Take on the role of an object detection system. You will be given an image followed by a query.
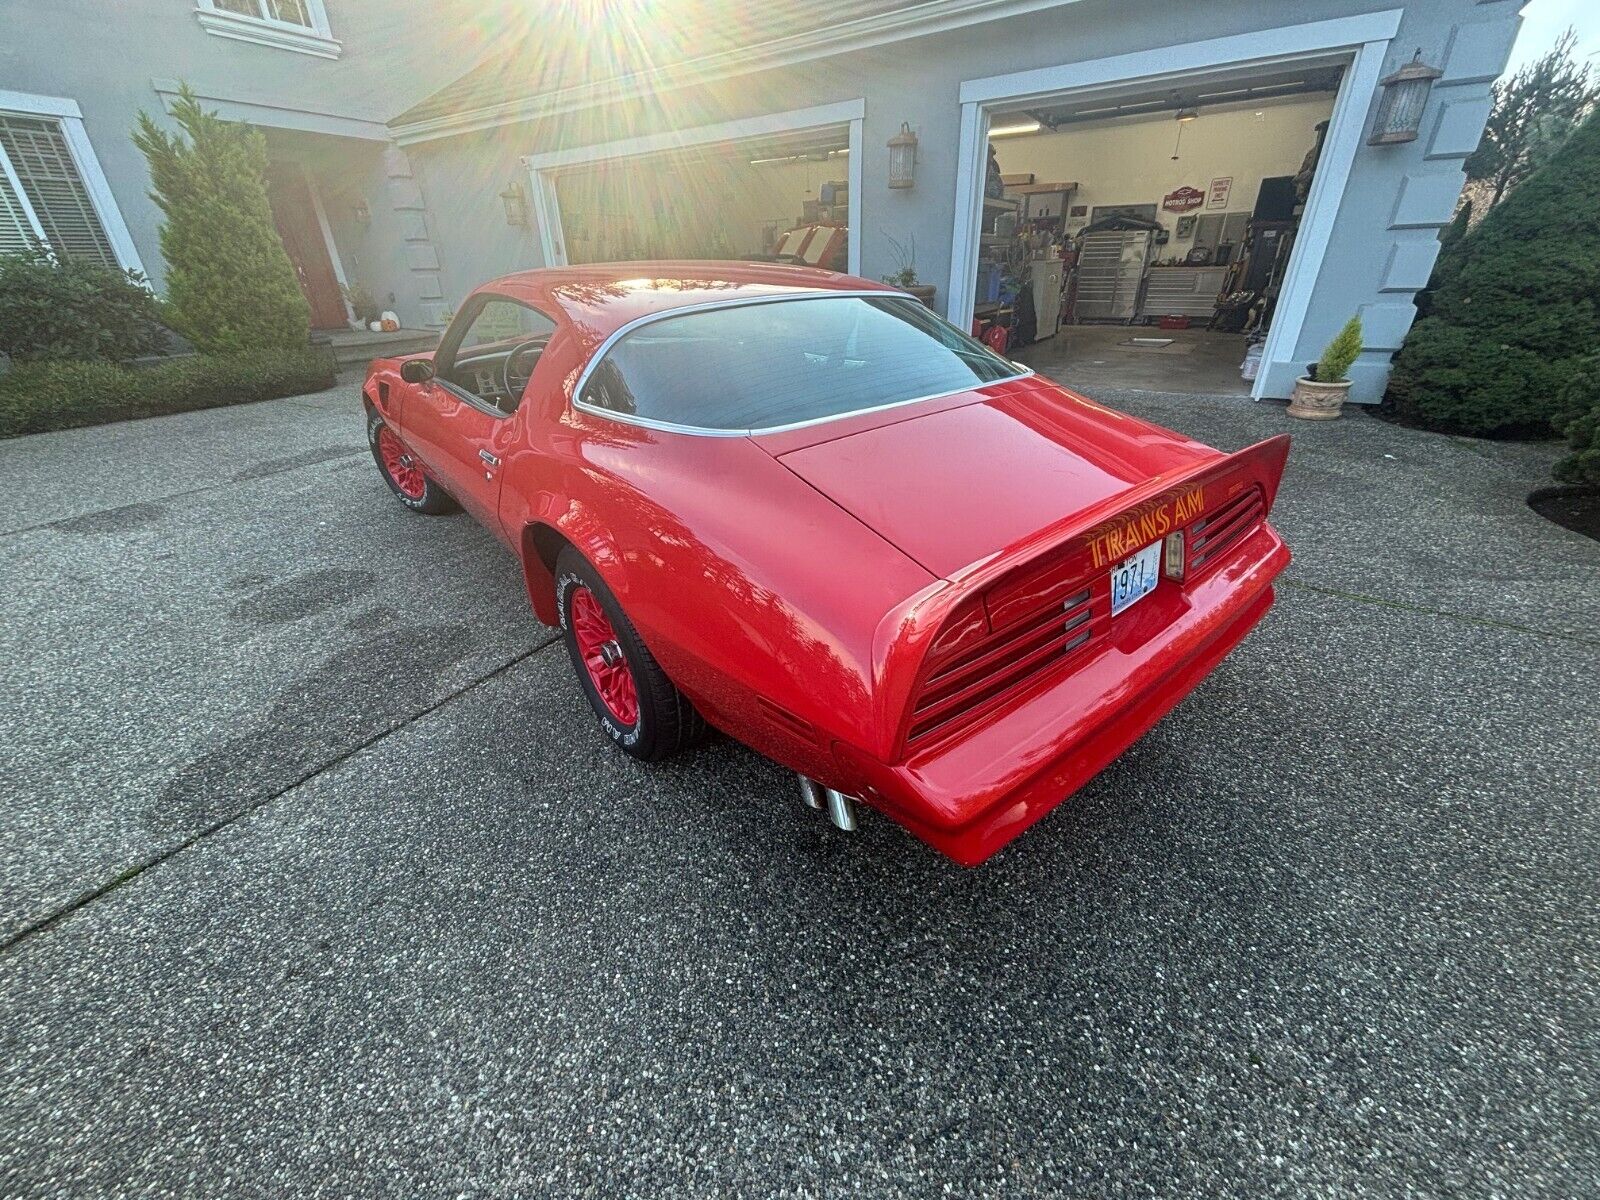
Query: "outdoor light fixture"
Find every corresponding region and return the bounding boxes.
[499,180,529,227]
[351,197,371,225]
[887,122,918,189]
[1369,50,1443,145]
[1170,106,1199,160]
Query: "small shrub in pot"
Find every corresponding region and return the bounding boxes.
[1288,315,1362,421]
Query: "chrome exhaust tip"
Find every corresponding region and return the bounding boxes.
[797,774,858,831]
[823,787,858,832]
[797,776,827,810]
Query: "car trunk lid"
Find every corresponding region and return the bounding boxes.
[765,381,1222,579]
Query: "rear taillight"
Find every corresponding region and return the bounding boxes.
[908,583,1098,747]
[1186,486,1266,577]
[1163,530,1186,581]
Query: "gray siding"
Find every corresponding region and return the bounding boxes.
[404,0,1517,401]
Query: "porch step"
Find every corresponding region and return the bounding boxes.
[314,327,441,372]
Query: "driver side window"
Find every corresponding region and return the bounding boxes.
[444,297,557,412]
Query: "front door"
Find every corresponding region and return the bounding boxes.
[402,294,558,537]
[264,163,347,330]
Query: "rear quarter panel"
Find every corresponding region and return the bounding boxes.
[500,382,936,769]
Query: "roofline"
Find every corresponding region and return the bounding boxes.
[389,0,1086,146]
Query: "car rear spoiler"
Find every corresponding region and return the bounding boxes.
[868,435,1291,749]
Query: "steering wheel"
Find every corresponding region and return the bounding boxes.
[501,338,545,405]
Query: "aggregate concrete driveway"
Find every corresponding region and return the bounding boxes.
[1,381,1595,1198]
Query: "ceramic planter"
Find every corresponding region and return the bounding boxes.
[1287,376,1352,420]
[902,283,937,309]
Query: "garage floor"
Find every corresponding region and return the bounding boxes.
[1016,324,1254,396]
[2,385,1596,1196]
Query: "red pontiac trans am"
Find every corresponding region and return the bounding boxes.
[363,263,1290,866]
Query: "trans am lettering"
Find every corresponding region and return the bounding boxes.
[1086,486,1206,568]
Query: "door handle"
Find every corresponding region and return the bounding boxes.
[479,449,500,467]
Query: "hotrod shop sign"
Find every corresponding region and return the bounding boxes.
[1162,186,1205,213]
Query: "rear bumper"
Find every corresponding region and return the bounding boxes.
[847,525,1290,866]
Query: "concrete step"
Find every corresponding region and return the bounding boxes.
[315,328,441,370]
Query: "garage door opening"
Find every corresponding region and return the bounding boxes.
[967,64,1342,397]
[526,102,863,276]
[950,18,1396,401]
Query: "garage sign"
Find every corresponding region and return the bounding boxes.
[1162,186,1205,212]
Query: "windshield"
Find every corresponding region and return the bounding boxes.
[577,294,1025,432]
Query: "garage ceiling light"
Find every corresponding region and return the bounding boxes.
[988,118,1042,138]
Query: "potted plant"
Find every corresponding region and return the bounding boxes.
[883,234,936,308]
[1288,315,1363,420]
[342,283,381,330]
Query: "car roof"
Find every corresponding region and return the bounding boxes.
[477,261,900,348]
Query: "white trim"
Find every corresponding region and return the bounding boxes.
[1253,39,1390,396]
[0,89,146,276]
[570,289,1032,438]
[302,164,355,323]
[151,79,388,141]
[945,11,1403,399]
[525,99,866,276]
[0,90,82,120]
[954,11,1402,104]
[194,2,341,59]
[392,0,1086,145]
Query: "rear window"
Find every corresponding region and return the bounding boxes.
[577,294,1024,432]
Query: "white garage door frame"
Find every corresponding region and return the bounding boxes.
[947,11,1401,400]
[523,98,865,274]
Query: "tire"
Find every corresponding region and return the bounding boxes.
[555,546,708,761]
[367,409,454,514]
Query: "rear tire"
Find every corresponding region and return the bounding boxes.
[368,409,454,514]
[555,546,708,761]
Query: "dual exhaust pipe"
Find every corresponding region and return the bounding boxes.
[797,776,859,832]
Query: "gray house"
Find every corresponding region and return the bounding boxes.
[2,1,1522,402]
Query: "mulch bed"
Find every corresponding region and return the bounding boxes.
[1528,485,1600,542]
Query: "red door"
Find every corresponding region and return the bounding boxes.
[264,163,348,330]
[400,377,510,536]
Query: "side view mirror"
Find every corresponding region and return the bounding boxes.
[400,358,434,384]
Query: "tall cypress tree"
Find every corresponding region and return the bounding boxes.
[134,86,309,353]
[1387,108,1600,437]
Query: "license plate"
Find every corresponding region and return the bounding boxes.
[1109,541,1162,616]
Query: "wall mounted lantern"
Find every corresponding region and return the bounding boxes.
[499,180,529,226]
[1369,50,1443,145]
[351,197,371,226]
[887,123,918,189]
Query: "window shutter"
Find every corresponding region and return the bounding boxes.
[0,114,117,267]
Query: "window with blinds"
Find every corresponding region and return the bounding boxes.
[0,162,41,257]
[214,0,316,28]
[0,114,117,267]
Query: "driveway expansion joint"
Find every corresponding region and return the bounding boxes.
[0,635,561,956]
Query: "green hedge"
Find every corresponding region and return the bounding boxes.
[1385,109,1600,438]
[1554,356,1600,487]
[0,348,336,439]
[0,248,169,363]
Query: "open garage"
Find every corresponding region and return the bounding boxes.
[526,103,862,277]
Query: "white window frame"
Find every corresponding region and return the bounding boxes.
[0,89,146,275]
[523,98,866,277]
[946,11,1402,402]
[194,0,342,59]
